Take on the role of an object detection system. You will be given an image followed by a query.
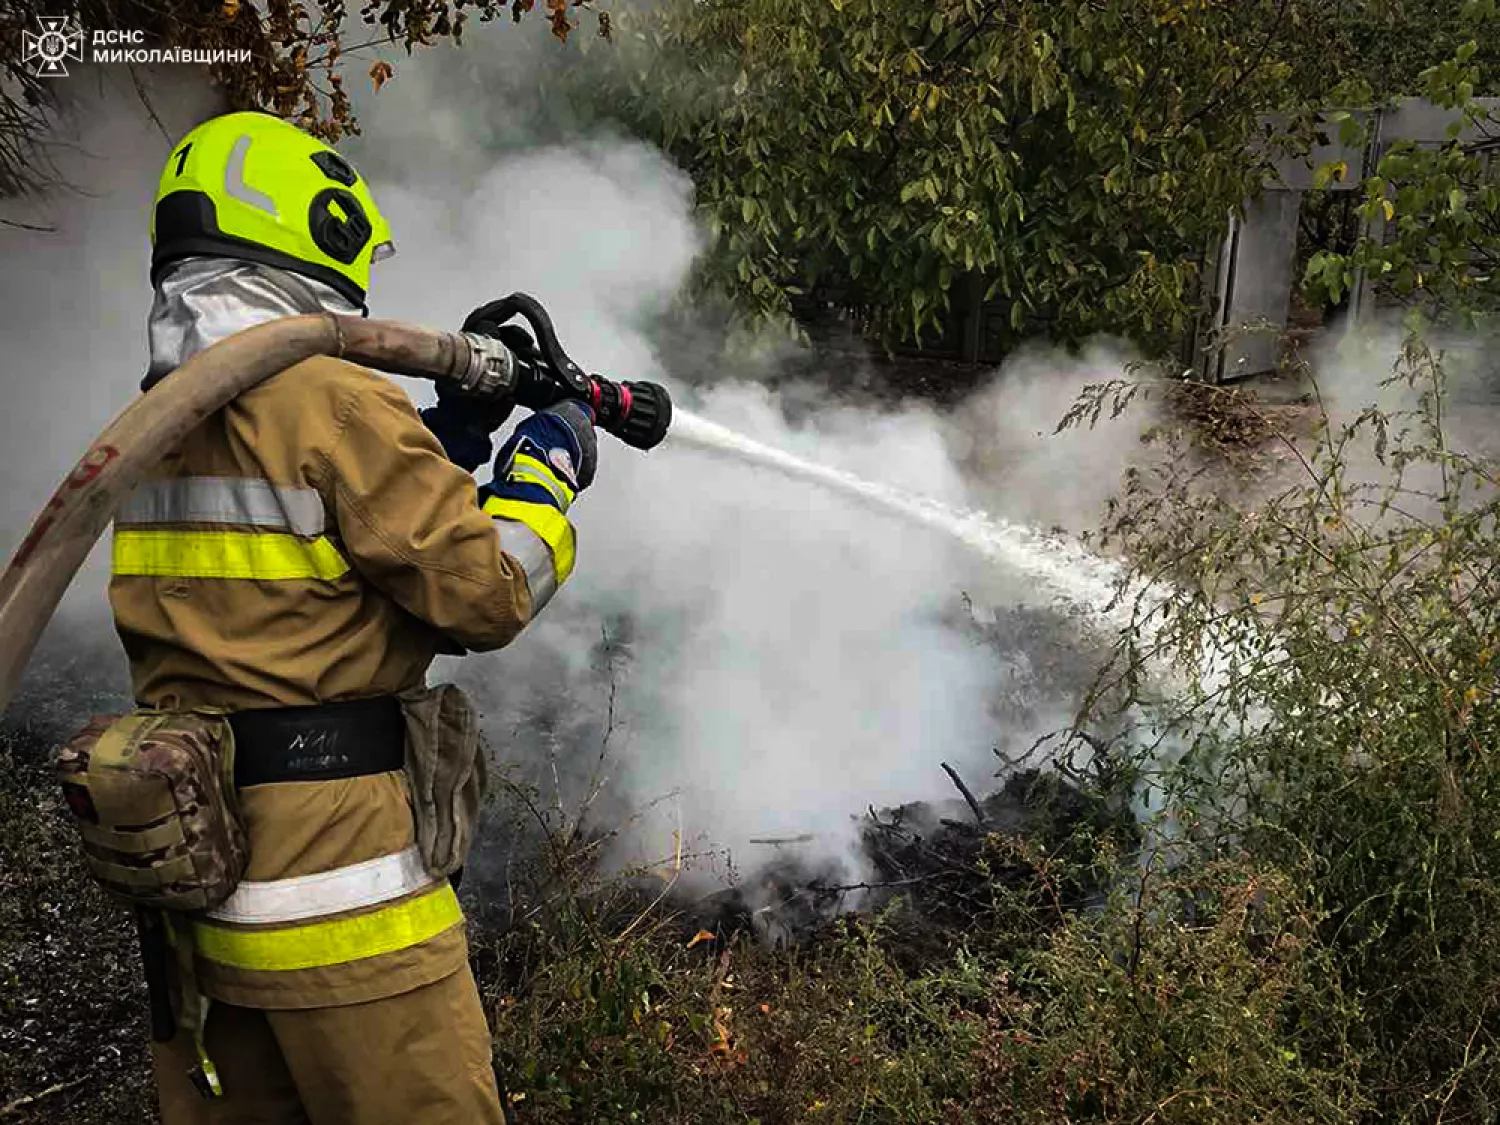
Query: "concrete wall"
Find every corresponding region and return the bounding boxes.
[1199,98,1500,383]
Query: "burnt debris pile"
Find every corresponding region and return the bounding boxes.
[680,764,1138,951]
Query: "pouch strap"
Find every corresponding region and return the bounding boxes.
[136,909,176,1043]
[79,819,185,854]
[163,914,222,1098]
[87,851,198,888]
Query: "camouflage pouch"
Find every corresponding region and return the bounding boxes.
[398,683,486,878]
[55,711,247,912]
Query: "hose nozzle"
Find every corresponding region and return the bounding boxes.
[587,377,672,451]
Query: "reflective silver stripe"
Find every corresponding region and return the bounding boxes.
[494,517,558,610]
[117,477,326,536]
[509,454,574,513]
[509,464,572,513]
[225,135,279,217]
[203,846,436,925]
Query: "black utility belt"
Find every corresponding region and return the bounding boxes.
[226,696,406,788]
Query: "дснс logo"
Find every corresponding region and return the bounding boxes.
[23,16,85,78]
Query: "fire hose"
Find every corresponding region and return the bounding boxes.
[0,294,672,714]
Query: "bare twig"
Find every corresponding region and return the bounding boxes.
[495,774,605,946]
[1141,1085,1232,1125]
[564,623,623,848]
[1128,861,1152,1010]
[126,64,171,141]
[811,875,935,894]
[615,801,684,946]
[1434,1012,1489,1124]
[1074,729,1111,756]
[941,761,988,828]
[1,1077,87,1118]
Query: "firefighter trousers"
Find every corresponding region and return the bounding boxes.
[151,965,506,1124]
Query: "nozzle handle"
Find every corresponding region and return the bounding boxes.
[461,293,590,397]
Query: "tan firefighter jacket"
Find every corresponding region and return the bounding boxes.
[109,258,574,1010]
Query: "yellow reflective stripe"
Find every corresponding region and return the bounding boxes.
[191,883,462,972]
[113,530,350,581]
[482,496,576,583]
[509,453,575,512]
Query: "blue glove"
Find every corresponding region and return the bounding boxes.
[419,389,513,473]
[490,400,598,510]
[479,401,596,600]
[419,323,536,472]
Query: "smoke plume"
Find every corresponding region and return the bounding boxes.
[0,68,222,578]
[0,40,1149,886]
[342,33,1148,878]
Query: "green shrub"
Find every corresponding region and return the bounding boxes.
[978,857,1365,1124]
[1072,326,1500,1119]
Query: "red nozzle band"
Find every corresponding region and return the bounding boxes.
[618,382,633,420]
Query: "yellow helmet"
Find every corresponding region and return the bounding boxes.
[150,111,395,308]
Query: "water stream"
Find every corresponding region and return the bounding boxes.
[668,407,1153,634]
[666,406,1263,747]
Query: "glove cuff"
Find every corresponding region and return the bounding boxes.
[419,405,497,473]
[499,435,581,505]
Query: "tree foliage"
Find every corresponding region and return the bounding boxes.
[1296,0,1500,106]
[1305,14,1500,329]
[0,0,605,198]
[593,0,1340,349]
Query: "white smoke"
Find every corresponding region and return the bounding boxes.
[0,68,222,580]
[947,339,1153,536]
[1310,316,1500,453]
[342,36,1147,878]
[1265,315,1500,541]
[0,41,1149,885]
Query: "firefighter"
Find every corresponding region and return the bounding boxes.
[119,109,594,1122]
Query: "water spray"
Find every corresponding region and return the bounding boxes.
[654,404,1278,820]
[667,407,1145,633]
